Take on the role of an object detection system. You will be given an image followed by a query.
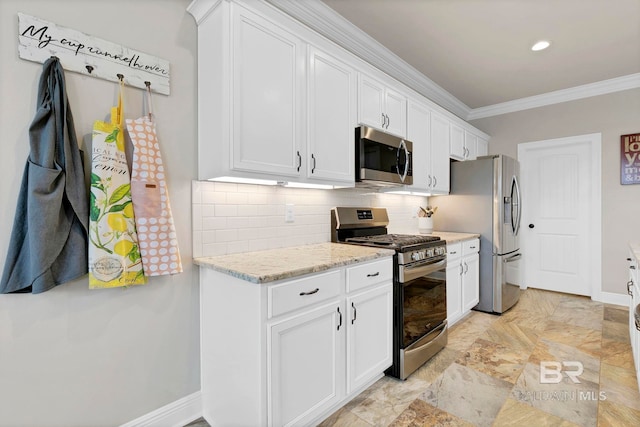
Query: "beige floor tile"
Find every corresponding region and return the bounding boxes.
[317,407,372,427]
[597,399,640,427]
[539,320,602,358]
[389,399,473,427]
[600,338,635,370]
[419,362,513,427]
[478,319,540,353]
[603,305,628,324]
[446,311,500,352]
[599,362,640,411]
[455,338,528,384]
[411,346,462,385]
[602,319,630,343]
[492,398,580,427]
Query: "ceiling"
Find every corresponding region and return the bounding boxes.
[319,0,640,113]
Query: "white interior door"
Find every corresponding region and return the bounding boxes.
[518,134,601,296]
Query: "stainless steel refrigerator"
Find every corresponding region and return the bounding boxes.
[432,155,522,313]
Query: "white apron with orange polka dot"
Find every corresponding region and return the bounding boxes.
[126,117,182,276]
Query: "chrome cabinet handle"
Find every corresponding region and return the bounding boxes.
[337,307,342,331]
[385,114,390,129]
[428,175,432,187]
[311,154,316,173]
[628,280,634,296]
[296,151,301,172]
[299,288,319,296]
[459,264,464,275]
[433,176,437,187]
[464,262,469,274]
[351,302,357,324]
[381,113,385,128]
[367,272,380,277]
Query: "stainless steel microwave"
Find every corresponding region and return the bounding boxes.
[355,125,413,187]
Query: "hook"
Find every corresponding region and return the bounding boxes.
[86,65,94,74]
[144,81,151,88]
[117,73,124,81]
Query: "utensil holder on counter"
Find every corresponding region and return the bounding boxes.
[418,217,433,234]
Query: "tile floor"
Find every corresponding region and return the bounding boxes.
[187,288,640,427]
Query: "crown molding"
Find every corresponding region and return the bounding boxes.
[265,0,472,119]
[466,73,640,120]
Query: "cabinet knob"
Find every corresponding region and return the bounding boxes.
[528,224,535,229]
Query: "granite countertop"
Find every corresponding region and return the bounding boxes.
[194,242,395,284]
[430,231,480,244]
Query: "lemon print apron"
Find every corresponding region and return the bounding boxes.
[88,82,146,288]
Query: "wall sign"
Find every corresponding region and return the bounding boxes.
[621,133,640,185]
[18,13,170,95]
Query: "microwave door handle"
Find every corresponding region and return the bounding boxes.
[397,139,409,183]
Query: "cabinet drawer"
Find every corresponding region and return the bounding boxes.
[462,239,480,255]
[268,270,342,318]
[346,258,393,293]
[446,242,462,261]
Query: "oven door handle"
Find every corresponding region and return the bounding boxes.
[400,258,446,283]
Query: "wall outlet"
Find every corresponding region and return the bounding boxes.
[285,204,294,222]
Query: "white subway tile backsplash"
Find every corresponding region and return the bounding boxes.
[192,180,428,257]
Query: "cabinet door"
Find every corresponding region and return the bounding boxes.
[431,112,451,193]
[269,301,345,427]
[232,5,304,177]
[449,123,465,160]
[462,253,480,311]
[406,101,430,190]
[346,284,393,393]
[358,74,385,130]
[307,48,356,183]
[464,131,478,161]
[477,137,489,157]
[384,88,407,138]
[446,263,463,326]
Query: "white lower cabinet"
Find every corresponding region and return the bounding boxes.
[627,248,640,392]
[446,239,480,326]
[200,256,393,427]
[346,284,393,393]
[268,301,344,427]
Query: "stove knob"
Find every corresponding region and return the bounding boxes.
[411,252,418,261]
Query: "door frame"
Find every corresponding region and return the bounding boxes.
[517,133,602,300]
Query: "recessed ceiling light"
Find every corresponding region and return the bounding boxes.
[531,40,550,51]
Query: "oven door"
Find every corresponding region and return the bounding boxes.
[399,258,447,349]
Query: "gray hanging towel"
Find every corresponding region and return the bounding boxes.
[0,57,89,294]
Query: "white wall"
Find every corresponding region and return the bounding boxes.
[0,1,199,426]
[193,181,429,258]
[471,88,640,296]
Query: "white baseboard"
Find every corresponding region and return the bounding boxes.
[593,291,628,307]
[120,391,203,427]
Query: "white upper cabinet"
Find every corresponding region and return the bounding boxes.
[189,0,488,187]
[307,47,357,183]
[463,130,478,161]
[406,101,449,194]
[429,111,451,193]
[477,136,489,157]
[358,73,407,138]
[232,4,305,177]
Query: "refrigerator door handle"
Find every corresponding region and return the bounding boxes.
[511,175,522,236]
[503,253,522,263]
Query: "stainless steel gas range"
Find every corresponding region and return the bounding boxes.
[331,207,448,380]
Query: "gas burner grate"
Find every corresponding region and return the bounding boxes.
[346,233,440,247]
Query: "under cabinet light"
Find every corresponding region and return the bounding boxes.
[208,176,280,186]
